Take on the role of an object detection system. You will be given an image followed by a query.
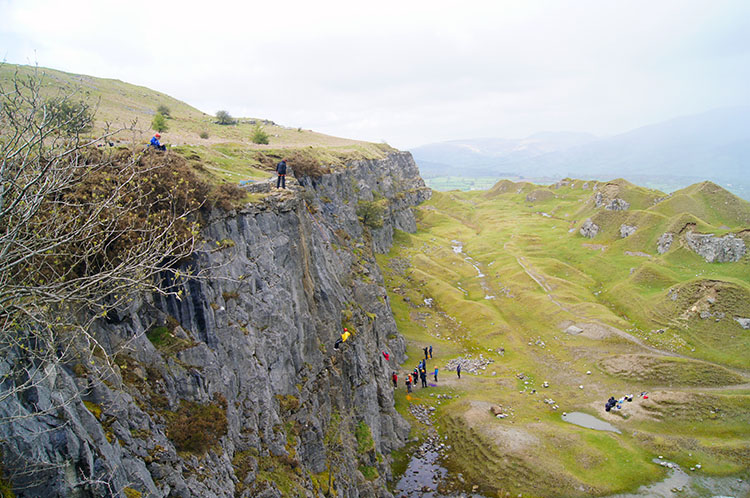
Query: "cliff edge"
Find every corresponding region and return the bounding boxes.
[0,151,430,497]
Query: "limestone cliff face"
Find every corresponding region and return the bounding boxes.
[0,151,430,497]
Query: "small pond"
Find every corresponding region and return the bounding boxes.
[561,411,621,433]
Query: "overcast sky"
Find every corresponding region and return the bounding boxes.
[2,0,749,149]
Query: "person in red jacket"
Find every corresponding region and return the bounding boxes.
[392,372,398,388]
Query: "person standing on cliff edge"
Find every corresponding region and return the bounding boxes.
[276,158,287,189]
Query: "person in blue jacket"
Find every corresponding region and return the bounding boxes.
[150,133,166,151]
[276,159,287,189]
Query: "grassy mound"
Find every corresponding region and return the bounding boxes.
[599,354,746,387]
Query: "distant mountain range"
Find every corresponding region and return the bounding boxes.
[410,107,750,198]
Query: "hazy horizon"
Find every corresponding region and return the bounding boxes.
[2,1,750,150]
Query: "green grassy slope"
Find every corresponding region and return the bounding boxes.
[383,180,750,496]
[0,63,392,184]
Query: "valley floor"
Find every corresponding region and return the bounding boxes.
[382,185,750,497]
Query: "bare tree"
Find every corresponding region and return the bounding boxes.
[0,66,205,424]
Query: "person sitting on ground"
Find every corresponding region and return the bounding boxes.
[149,133,166,151]
[333,328,351,351]
[605,396,617,412]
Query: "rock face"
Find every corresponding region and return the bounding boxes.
[620,224,637,238]
[0,152,430,497]
[657,232,674,254]
[684,231,746,263]
[580,219,600,238]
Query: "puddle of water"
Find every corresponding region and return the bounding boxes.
[393,445,446,497]
[562,412,621,433]
[609,459,750,497]
[393,437,488,498]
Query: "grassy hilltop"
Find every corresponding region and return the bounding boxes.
[382,179,750,496]
[0,63,392,185]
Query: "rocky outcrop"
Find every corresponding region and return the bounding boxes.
[594,192,629,211]
[0,152,430,497]
[620,224,637,238]
[684,231,746,263]
[580,219,599,238]
[735,317,750,329]
[657,232,674,254]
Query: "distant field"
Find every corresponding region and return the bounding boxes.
[425,174,750,201]
[425,176,554,191]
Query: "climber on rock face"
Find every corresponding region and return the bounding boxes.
[333,328,351,351]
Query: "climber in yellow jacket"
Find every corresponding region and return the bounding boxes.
[334,328,351,351]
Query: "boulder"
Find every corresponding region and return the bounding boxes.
[735,317,750,330]
[620,224,637,238]
[566,325,583,335]
[657,232,673,254]
[490,405,504,416]
[580,219,599,238]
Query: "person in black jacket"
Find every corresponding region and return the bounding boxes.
[276,159,287,189]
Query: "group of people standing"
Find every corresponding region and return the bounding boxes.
[393,345,437,393]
